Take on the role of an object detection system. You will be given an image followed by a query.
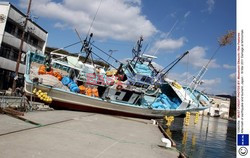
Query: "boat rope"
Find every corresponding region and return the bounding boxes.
[153,20,179,56]
[91,50,117,69]
[91,43,122,64]
[49,41,82,54]
[185,51,190,99]
[86,0,103,38]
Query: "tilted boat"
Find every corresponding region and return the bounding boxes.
[24,35,211,118]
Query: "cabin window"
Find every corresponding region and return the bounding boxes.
[127,65,135,76]
[115,92,121,95]
[141,76,152,83]
[122,91,133,102]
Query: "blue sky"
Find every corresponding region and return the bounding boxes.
[13,0,236,95]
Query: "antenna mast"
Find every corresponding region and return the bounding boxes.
[132,36,143,67]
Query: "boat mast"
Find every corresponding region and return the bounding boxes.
[83,33,93,63]
[132,36,143,67]
[188,66,207,92]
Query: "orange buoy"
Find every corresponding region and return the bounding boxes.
[92,87,99,97]
[38,65,46,75]
[86,87,92,96]
[53,71,62,81]
[79,85,86,94]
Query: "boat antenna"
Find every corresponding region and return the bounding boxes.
[133,36,143,67]
[132,36,143,61]
[75,29,94,64]
[86,0,103,38]
[75,29,119,69]
[141,43,149,56]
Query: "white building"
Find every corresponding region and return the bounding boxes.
[202,95,231,119]
[0,2,48,90]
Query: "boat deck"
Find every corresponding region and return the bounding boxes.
[0,110,182,158]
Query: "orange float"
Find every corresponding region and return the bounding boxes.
[92,87,99,97]
[86,87,92,96]
[53,71,62,81]
[79,85,86,94]
[38,65,46,75]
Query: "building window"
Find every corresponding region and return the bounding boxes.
[17,28,23,38]
[5,20,16,35]
[0,43,21,63]
[0,68,24,90]
[4,20,43,50]
[29,35,38,47]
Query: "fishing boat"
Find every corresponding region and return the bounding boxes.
[24,35,211,118]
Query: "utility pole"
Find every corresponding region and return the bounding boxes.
[12,0,32,92]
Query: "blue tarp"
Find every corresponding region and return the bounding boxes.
[151,93,180,110]
[134,63,152,76]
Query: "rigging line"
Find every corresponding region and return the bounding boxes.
[87,0,103,38]
[153,19,179,56]
[185,51,189,98]
[91,43,122,64]
[91,51,117,69]
[141,43,148,56]
[205,46,220,68]
[142,11,176,53]
[157,57,180,74]
[49,41,82,54]
[186,51,189,86]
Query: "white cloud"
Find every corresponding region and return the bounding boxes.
[54,22,69,29]
[202,78,221,86]
[19,0,156,41]
[124,0,141,5]
[149,37,186,54]
[184,11,191,18]
[197,78,221,94]
[223,64,235,69]
[181,46,220,68]
[229,72,236,81]
[206,0,215,14]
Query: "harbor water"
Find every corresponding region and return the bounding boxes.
[162,115,236,158]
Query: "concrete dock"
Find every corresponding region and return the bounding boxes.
[0,110,181,158]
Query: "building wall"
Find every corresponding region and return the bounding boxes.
[202,96,231,119]
[7,6,48,53]
[0,3,10,44]
[0,2,48,90]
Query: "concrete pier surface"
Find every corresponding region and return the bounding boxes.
[0,110,181,158]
